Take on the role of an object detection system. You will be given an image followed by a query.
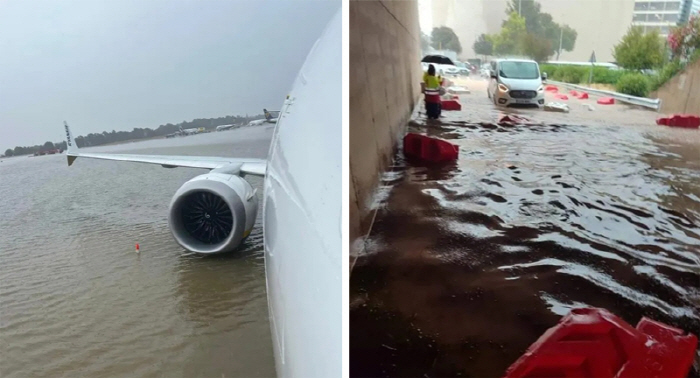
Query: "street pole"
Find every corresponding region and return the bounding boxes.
[519,0,522,15]
[557,27,563,60]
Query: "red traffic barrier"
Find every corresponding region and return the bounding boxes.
[498,114,535,125]
[597,97,615,105]
[545,85,558,92]
[569,90,579,96]
[577,92,589,99]
[403,133,459,163]
[441,99,461,111]
[554,93,569,100]
[656,114,700,128]
[502,307,698,378]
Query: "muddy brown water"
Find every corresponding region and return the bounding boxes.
[350,83,700,378]
[0,126,275,378]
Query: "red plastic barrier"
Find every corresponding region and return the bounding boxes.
[554,93,569,100]
[597,97,615,105]
[403,133,458,163]
[498,114,534,125]
[441,99,462,111]
[545,85,558,92]
[657,114,700,128]
[577,92,589,99]
[502,307,698,378]
[569,90,579,96]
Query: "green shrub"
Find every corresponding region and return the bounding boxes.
[539,64,627,85]
[591,67,626,84]
[615,73,650,97]
[648,60,683,91]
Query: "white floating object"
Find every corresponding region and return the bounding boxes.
[448,86,471,94]
[544,102,570,113]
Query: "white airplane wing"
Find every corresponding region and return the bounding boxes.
[63,122,266,176]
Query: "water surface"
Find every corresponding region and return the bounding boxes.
[0,126,276,378]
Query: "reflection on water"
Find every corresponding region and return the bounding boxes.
[0,127,275,378]
[350,120,700,378]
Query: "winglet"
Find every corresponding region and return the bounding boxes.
[64,121,79,166]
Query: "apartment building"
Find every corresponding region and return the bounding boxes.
[631,0,699,37]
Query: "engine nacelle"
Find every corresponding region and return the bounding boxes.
[168,173,258,254]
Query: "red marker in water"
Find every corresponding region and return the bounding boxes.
[135,243,140,253]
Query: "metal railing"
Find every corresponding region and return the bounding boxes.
[547,80,661,111]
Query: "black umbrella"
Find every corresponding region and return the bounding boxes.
[421,55,455,65]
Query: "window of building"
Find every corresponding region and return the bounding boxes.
[649,12,664,21]
[665,1,681,11]
[633,13,647,21]
[648,1,666,10]
[660,25,670,34]
[634,2,649,11]
[663,13,679,21]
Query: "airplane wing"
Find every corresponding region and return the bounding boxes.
[63,122,266,177]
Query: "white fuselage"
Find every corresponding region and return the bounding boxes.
[263,7,341,378]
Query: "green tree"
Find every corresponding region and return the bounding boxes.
[431,26,462,54]
[502,0,577,59]
[4,149,13,157]
[43,141,54,150]
[613,26,664,70]
[521,33,552,62]
[491,12,527,56]
[473,33,493,56]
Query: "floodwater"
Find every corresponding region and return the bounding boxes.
[0,126,276,378]
[350,79,700,377]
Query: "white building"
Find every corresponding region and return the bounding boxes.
[631,0,699,38]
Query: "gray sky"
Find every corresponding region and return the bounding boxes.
[0,0,339,151]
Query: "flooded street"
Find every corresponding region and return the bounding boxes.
[0,126,276,378]
[350,78,700,377]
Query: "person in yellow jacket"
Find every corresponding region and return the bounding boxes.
[422,64,442,120]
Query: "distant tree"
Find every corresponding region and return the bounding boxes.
[614,26,664,70]
[2,114,263,157]
[500,0,577,59]
[420,32,431,53]
[521,33,552,62]
[473,33,493,56]
[491,12,527,56]
[431,26,462,54]
[4,149,13,157]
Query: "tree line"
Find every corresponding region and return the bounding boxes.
[423,0,577,63]
[473,0,577,62]
[3,114,263,157]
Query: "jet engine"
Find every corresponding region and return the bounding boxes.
[168,173,258,254]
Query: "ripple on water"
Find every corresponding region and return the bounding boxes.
[351,121,700,378]
[0,129,275,378]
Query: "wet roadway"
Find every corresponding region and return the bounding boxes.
[350,78,700,378]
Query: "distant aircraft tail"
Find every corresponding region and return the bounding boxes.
[64,121,79,166]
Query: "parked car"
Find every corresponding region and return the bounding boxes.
[420,54,455,77]
[447,61,471,76]
[487,58,546,107]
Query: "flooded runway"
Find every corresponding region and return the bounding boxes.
[350,80,700,377]
[0,126,276,378]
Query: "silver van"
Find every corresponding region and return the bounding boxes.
[487,59,546,107]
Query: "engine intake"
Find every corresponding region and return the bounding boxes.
[168,173,258,254]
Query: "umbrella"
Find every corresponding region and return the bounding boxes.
[421,55,455,65]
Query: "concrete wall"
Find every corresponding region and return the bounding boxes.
[655,58,700,114]
[431,0,635,62]
[349,0,422,253]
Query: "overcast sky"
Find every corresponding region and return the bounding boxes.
[0,0,339,151]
